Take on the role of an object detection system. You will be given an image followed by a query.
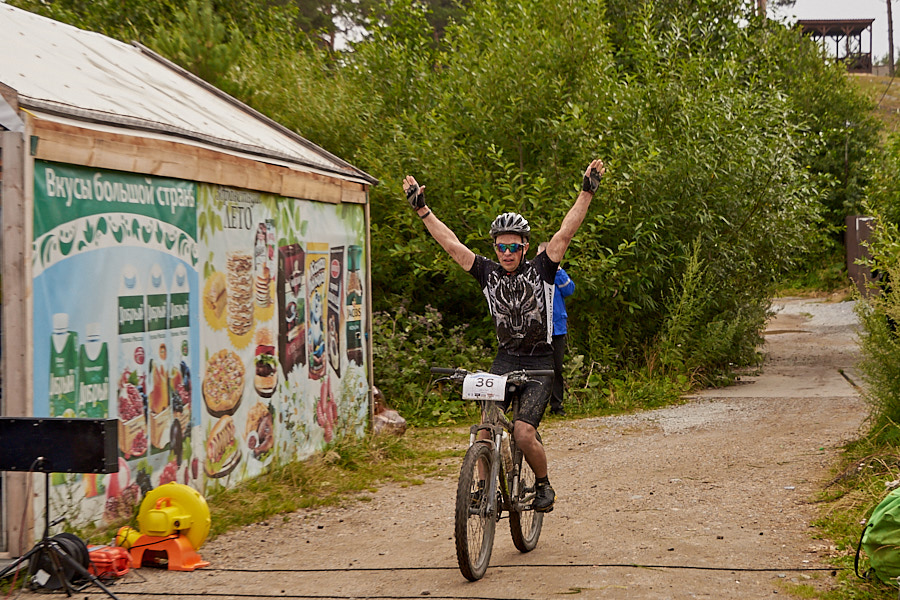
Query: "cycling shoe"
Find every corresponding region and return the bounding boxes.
[533,482,555,513]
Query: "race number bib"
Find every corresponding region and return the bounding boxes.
[462,373,508,402]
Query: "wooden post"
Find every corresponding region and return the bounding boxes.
[889,0,895,76]
[1,128,35,557]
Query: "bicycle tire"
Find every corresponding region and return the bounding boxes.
[509,445,543,552]
[455,442,497,581]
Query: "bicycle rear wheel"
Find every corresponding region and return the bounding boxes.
[509,447,543,552]
[455,442,497,581]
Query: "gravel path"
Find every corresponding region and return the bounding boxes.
[27,296,868,600]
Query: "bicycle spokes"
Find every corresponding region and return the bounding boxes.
[455,444,496,581]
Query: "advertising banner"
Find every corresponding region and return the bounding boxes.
[33,161,200,521]
[31,161,369,528]
[196,185,369,492]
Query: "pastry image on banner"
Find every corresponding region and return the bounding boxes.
[226,250,254,347]
[306,243,328,381]
[203,349,245,418]
[245,401,275,461]
[205,415,242,478]
[254,222,271,308]
[253,220,276,324]
[203,270,227,330]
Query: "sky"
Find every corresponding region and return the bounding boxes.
[770,0,896,62]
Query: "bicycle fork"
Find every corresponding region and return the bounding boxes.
[501,431,520,504]
[475,426,525,513]
[469,424,504,520]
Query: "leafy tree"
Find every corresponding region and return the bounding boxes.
[341,0,836,383]
[9,0,880,392]
[8,0,177,40]
[148,0,246,95]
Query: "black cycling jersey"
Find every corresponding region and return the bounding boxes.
[469,250,559,357]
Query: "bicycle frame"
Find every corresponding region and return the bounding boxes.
[468,399,523,515]
[432,365,553,581]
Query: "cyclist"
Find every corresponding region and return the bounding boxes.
[402,159,605,512]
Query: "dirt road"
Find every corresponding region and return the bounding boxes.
[83,296,866,599]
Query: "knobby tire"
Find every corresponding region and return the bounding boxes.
[455,442,497,581]
[509,443,543,552]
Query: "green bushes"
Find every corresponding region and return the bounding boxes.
[370,301,692,425]
[352,0,843,393]
[857,136,900,442]
[372,302,491,426]
[858,300,900,445]
[356,0,876,412]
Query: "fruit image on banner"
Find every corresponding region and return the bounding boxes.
[116,266,148,460]
[147,264,172,454]
[169,264,193,467]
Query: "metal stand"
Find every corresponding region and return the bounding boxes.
[0,469,120,599]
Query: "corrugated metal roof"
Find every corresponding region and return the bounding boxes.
[0,4,376,185]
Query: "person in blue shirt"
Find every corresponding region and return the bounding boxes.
[538,242,574,416]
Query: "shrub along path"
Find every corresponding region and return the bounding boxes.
[68,296,864,599]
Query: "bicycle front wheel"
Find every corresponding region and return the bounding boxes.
[509,448,543,552]
[455,442,497,581]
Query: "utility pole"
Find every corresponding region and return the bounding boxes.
[889,0,895,76]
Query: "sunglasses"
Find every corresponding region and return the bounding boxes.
[494,242,525,254]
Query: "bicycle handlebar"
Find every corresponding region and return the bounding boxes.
[430,367,554,378]
[521,369,554,377]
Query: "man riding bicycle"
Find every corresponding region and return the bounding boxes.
[402,159,605,513]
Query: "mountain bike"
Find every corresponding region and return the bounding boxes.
[430,366,554,581]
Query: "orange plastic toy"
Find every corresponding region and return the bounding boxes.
[87,545,132,579]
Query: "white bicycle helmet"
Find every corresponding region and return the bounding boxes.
[489,212,531,241]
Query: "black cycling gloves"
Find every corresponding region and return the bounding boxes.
[406,183,426,210]
[582,167,603,194]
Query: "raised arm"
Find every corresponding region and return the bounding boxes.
[545,159,605,264]
[402,175,475,271]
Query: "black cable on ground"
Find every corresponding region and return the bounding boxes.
[110,595,520,600]
[200,562,834,573]
[99,562,840,600]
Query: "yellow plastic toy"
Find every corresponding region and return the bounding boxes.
[116,482,211,571]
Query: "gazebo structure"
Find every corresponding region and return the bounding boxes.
[798,19,876,73]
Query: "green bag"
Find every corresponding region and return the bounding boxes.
[856,487,900,586]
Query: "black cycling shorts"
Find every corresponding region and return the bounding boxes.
[490,352,554,429]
